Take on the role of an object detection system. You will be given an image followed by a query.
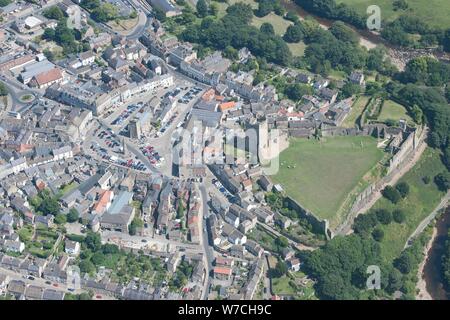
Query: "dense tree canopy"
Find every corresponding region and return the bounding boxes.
[294,0,365,29]
[329,21,358,45]
[260,22,275,35]
[91,3,118,22]
[442,230,450,292]
[382,186,402,204]
[294,0,450,52]
[67,208,80,223]
[180,3,292,65]
[284,24,305,43]
[42,6,65,21]
[0,82,8,96]
[401,57,450,87]
[395,182,410,198]
[0,0,12,7]
[434,172,450,191]
[196,0,209,18]
[303,234,381,299]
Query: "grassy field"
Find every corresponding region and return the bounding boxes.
[216,0,306,56]
[106,16,139,32]
[252,12,293,35]
[270,136,384,222]
[342,95,370,128]
[272,271,317,299]
[328,69,347,81]
[371,148,447,263]
[287,42,306,57]
[217,0,294,36]
[377,100,413,124]
[336,0,450,28]
[216,0,258,18]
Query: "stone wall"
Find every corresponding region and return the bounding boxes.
[283,196,332,240]
[334,125,425,235]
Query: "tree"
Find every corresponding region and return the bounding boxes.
[410,104,423,124]
[375,209,392,225]
[434,172,450,191]
[330,21,358,44]
[80,0,100,11]
[353,211,378,234]
[225,3,253,24]
[176,199,184,219]
[395,182,410,198]
[284,24,304,43]
[303,234,382,299]
[285,11,299,24]
[271,260,288,278]
[223,46,238,60]
[54,214,67,225]
[385,268,403,294]
[254,0,274,17]
[0,82,8,96]
[91,4,118,23]
[209,2,219,16]
[285,83,312,101]
[42,28,56,41]
[275,236,289,249]
[102,243,120,254]
[428,132,442,148]
[129,217,143,236]
[67,208,79,223]
[393,0,409,11]
[85,232,102,251]
[372,228,384,242]
[392,209,406,224]
[153,7,166,22]
[129,10,137,19]
[43,6,65,21]
[0,0,12,7]
[422,176,431,184]
[129,222,137,236]
[196,0,209,18]
[443,147,450,171]
[260,22,275,35]
[37,191,60,216]
[78,292,93,300]
[91,252,106,265]
[79,259,96,274]
[381,185,402,204]
[394,253,413,274]
[340,82,361,98]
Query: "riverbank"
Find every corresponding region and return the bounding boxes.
[416,207,450,300]
[416,227,436,300]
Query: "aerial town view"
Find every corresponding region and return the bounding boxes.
[0,0,449,307]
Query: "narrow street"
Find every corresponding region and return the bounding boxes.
[199,184,214,300]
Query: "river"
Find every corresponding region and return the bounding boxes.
[279,0,450,70]
[280,0,381,49]
[420,207,450,300]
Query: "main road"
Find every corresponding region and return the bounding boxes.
[199,184,214,300]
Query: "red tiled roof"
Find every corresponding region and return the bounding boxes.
[219,101,236,112]
[201,88,215,101]
[215,256,233,266]
[32,68,62,86]
[93,190,112,213]
[213,266,232,275]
